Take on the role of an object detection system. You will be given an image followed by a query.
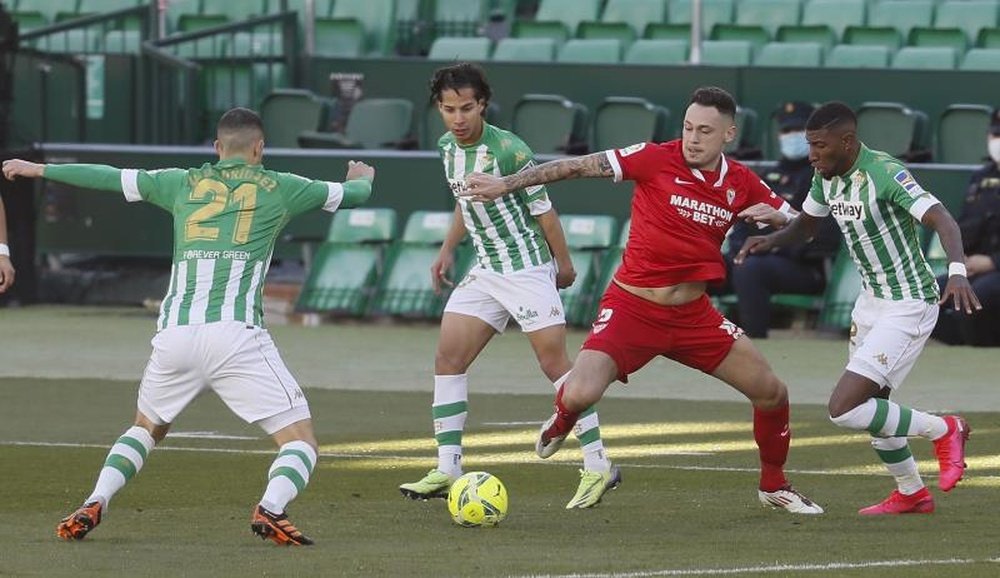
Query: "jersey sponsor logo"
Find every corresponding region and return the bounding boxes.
[515,306,539,326]
[593,307,613,334]
[829,200,865,220]
[718,319,744,340]
[669,194,733,228]
[893,169,926,196]
[618,143,646,157]
[448,178,470,197]
[674,176,694,186]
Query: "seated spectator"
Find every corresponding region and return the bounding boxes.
[727,101,839,338]
[933,108,1000,346]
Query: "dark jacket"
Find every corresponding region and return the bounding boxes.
[959,161,1000,269]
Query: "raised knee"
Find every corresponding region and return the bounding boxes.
[752,376,787,409]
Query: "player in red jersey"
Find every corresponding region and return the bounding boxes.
[463,87,823,514]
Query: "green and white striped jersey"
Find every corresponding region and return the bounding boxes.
[438,123,553,274]
[802,144,939,302]
[46,159,345,329]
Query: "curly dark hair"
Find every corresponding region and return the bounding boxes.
[428,62,492,110]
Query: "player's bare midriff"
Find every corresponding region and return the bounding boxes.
[613,279,707,306]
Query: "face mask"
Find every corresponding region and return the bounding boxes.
[989,137,1000,163]
[779,131,809,160]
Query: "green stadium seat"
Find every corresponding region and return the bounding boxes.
[11,11,49,33]
[557,214,617,325]
[202,0,267,22]
[260,89,329,148]
[775,25,836,53]
[668,0,734,35]
[329,0,396,56]
[937,104,993,163]
[909,27,969,53]
[177,13,228,32]
[202,64,255,122]
[165,0,201,33]
[78,0,143,12]
[512,94,589,155]
[842,26,903,51]
[734,0,801,36]
[174,34,230,59]
[959,47,1000,71]
[868,0,932,38]
[710,24,771,52]
[826,44,891,68]
[754,42,823,67]
[979,28,1000,48]
[433,0,488,38]
[512,20,570,44]
[578,21,637,45]
[299,98,414,150]
[296,208,398,316]
[372,211,462,318]
[700,40,753,66]
[593,96,671,150]
[104,29,141,53]
[492,37,557,62]
[36,29,102,53]
[623,38,688,64]
[817,247,862,333]
[891,46,958,70]
[231,31,284,57]
[724,105,759,156]
[579,0,667,44]
[15,0,75,23]
[856,101,929,159]
[313,18,365,57]
[557,39,623,63]
[924,231,948,277]
[427,37,493,61]
[529,0,602,37]
[933,1,1000,46]
[592,218,630,304]
[801,0,865,39]
[643,22,692,41]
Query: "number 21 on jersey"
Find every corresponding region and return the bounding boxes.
[185,178,257,244]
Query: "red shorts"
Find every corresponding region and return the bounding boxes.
[583,283,744,381]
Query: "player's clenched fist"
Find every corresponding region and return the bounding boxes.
[345,160,375,182]
[2,159,45,181]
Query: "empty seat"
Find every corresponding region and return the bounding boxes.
[711,24,771,52]
[511,94,589,155]
[623,38,688,64]
[817,247,862,332]
[557,214,618,325]
[593,97,671,150]
[826,44,891,68]
[933,1,1000,45]
[104,29,142,53]
[667,0,735,34]
[734,0,801,36]
[202,0,267,22]
[36,29,102,53]
[314,18,365,57]
[868,0,933,38]
[329,0,396,56]
[579,0,666,44]
[979,28,1000,48]
[230,31,284,57]
[299,98,414,149]
[909,27,969,53]
[14,0,73,23]
[260,89,329,148]
[557,38,622,63]
[700,40,753,66]
[959,47,1000,71]
[724,106,759,156]
[938,104,993,163]
[856,101,929,159]
[492,37,557,62]
[433,0,488,37]
[891,46,958,70]
[775,25,836,52]
[842,26,903,51]
[427,37,493,60]
[801,0,864,38]
[754,42,823,67]
[529,0,602,37]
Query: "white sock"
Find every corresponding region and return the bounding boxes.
[433,374,467,478]
[871,437,924,495]
[260,440,317,515]
[830,398,947,440]
[87,426,156,508]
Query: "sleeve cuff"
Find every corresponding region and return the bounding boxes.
[323,182,344,212]
[121,169,141,202]
[802,195,830,217]
[605,150,622,183]
[908,195,940,221]
[528,197,553,216]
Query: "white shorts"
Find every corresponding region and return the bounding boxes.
[846,291,939,390]
[137,321,310,434]
[444,261,565,333]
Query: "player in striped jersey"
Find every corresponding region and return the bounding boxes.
[738,102,981,515]
[399,63,620,509]
[2,108,375,544]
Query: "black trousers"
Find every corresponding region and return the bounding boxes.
[731,254,825,338]
[934,271,1000,346]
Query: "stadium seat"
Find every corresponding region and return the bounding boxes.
[296,208,398,316]
[909,28,969,54]
[593,96,671,151]
[667,0,735,35]
[932,1,1000,46]
[557,39,623,63]
[800,0,864,39]
[104,29,141,53]
[623,38,688,64]
[328,0,396,56]
[492,37,557,62]
[427,37,493,61]
[979,28,1000,48]
[578,0,667,44]
[866,0,933,39]
[260,89,330,148]
[724,105,759,156]
[525,0,602,38]
[78,0,144,10]
[700,40,753,66]
[14,0,74,23]
[592,218,630,305]
[557,214,617,325]
[826,44,891,68]
[710,24,771,53]
[177,13,228,32]
[10,11,48,33]
[924,231,948,277]
[201,0,267,22]
[842,26,903,51]
[937,104,993,163]
[775,25,836,53]
[959,47,1000,71]
[511,20,570,45]
[754,42,823,68]
[36,29,102,53]
[231,31,284,57]
[512,94,589,155]
[372,211,466,318]
[299,98,414,150]
[313,18,365,57]
[734,0,801,36]
[432,0,488,38]
[643,23,693,42]
[164,0,202,33]
[892,46,958,70]
[856,101,929,159]
[817,247,862,333]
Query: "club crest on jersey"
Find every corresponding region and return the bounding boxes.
[726,188,736,205]
[830,200,865,220]
[618,143,646,157]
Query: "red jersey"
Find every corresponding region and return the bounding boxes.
[606,140,790,287]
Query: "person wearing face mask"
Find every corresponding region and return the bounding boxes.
[932,107,1000,346]
[726,101,840,338]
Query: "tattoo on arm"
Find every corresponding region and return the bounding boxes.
[502,152,614,192]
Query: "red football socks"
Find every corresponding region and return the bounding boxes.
[754,401,790,492]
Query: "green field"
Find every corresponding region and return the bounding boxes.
[1,307,998,577]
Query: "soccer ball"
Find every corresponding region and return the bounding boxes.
[447,471,508,527]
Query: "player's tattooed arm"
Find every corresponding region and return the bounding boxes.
[464,153,613,201]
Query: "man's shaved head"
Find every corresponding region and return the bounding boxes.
[216,107,265,158]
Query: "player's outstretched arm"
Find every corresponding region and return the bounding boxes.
[3,159,125,192]
[922,204,982,314]
[339,160,376,209]
[462,152,613,202]
[734,212,819,265]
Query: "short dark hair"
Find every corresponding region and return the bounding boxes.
[217,107,264,136]
[428,62,492,107]
[806,102,857,132]
[688,86,737,119]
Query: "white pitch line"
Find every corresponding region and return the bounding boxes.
[512,557,1000,578]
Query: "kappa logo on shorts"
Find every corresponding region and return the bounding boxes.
[718,319,745,340]
[592,308,614,334]
[549,306,562,318]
